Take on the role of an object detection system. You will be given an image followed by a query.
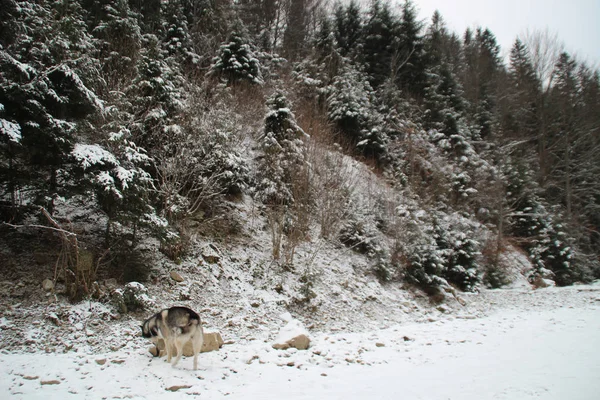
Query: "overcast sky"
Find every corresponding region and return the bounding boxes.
[413,0,600,66]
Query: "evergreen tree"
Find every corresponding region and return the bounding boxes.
[92,0,142,92]
[257,91,307,205]
[394,0,426,95]
[256,91,309,260]
[504,159,577,285]
[503,39,540,141]
[130,0,162,33]
[362,0,398,89]
[422,11,469,138]
[282,0,308,60]
[0,0,20,48]
[208,30,264,85]
[461,27,502,139]
[333,0,362,58]
[423,63,468,138]
[0,49,102,213]
[311,13,342,82]
[161,0,195,64]
[127,34,185,153]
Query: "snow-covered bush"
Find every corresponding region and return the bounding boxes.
[396,204,482,293]
[208,31,264,85]
[0,48,102,214]
[308,146,355,239]
[256,91,309,262]
[113,282,154,313]
[339,219,380,256]
[326,65,389,159]
[256,91,308,206]
[504,161,578,286]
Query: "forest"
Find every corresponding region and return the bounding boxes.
[1,0,599,301]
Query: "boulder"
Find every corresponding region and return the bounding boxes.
[149,331,224,357]
[272,316,311,351]
[113,282,154,313]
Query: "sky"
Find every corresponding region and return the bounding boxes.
[413,0,600,66]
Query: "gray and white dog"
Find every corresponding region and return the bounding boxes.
[141,306,204,370]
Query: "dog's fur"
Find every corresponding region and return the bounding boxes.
[141,306,204,370]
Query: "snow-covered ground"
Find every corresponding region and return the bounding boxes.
[2,284,599,400]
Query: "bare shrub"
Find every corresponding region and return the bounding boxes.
[306,139,357,240]
[153,85,251,251]
[481,238,512,288]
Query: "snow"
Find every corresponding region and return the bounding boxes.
[273,314,309,345]
[1,284,599,399]
[71,143,117,170]
[0,118,21,143]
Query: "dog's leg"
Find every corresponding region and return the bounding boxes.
[191,333,203,370]
[164,338,173,363]
[171,339,184,367]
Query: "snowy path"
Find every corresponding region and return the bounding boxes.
[2,290,599,399]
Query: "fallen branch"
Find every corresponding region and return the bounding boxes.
[3,222,77,237]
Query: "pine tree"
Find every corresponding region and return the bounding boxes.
[0,48,102,214]
[130,0,162,33]
[161,0,195,63]
[504,159,577,285]
[503,39,540,141]
[0,0,20,48]
[333,0,362,58]
[362,0,398,89]
[127,34,185,153]
[461,27,503,139]
[92,0,142,92]
[256,91,309,260]
[282,0,308,60]
[208,30,264,85]
[394,0,426,95]
[0,2,102,214]
[422,11,468,138]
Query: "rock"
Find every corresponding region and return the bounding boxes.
[170,271,184,282]
[46,312,61,326]
[179,287,191,300]
[166,385,192,392]
[272,318,311,351]
[202,331,224,353]
[201,244,221,264]
[109,344,124,352]
[42,279,54,291]
[104,278,118,289]
[533,275,555,289]
[437,304,451,313]
[153,331,224,358]
[41,380,61,385]
[113,282,155,313]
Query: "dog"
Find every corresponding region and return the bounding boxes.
[141,306,204,370]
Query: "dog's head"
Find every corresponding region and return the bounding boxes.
[141,318,158,338]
